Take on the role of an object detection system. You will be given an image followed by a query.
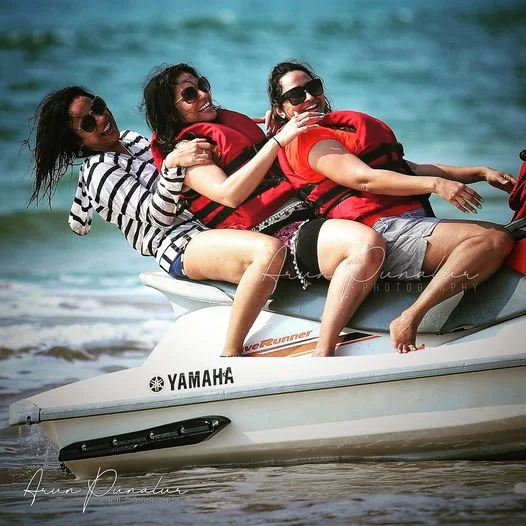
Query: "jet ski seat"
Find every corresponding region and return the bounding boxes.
[141,267,526,335]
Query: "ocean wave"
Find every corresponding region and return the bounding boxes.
[466,2,526,35]
[0,280,173,323]
[0,30,63,53]
[6,80,49,93]
[0,101,22,114]
[0,14,296,59]
[0,319,169,355]
[0,208,111,241]
[0,126,20,141]
[0,316,167,396]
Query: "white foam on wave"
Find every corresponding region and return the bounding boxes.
[0,316,170,393]
[0,319,170,353]
[0,279,172,323]
[513,482,526,495]
[0,279,175,360]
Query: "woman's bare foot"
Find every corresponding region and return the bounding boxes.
[389,313,425,354]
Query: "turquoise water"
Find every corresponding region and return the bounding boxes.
[1,0,525,523]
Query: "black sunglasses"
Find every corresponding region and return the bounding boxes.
[280,78,324,106]
[175,77,211,104]
[75,96,107,133]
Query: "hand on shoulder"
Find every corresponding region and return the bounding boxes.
[165,138,213,169]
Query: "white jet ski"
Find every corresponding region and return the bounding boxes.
[9,228,526,478]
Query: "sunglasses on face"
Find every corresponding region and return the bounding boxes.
[75,96,107,133]
[175,77,211,104]
[280,78,324,106]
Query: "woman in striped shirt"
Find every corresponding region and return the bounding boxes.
[27,86,297,357]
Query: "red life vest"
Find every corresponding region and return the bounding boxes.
[278,110,433,226]
[508,150,526,222]
[505,149,526,275]
[154,109,297,230]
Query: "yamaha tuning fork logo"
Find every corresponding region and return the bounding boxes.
[148,376,165,393]
[148,368,235,393]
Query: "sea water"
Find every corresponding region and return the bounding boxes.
[1,0,525,523]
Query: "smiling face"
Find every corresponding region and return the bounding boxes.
[174,72,217,124]
[69,96,120,152]
[276,70,326,121]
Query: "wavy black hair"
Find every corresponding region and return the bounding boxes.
[267,60,332,126]
[25,86,95,206]
[142,63,202,159]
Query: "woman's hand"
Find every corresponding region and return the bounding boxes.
[165,138,213,169]
[481,167,517,193]
[273,110,324,147]
[434,178,484,213]
[264,110,281,136]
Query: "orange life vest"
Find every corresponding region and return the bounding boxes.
[278,110,433,226]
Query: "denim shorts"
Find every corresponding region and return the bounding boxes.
[372,208,441,281]
[168,253,186,279]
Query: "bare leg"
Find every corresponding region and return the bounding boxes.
[183,230,286,356]
[390,220,514,353]
[314,219,386,356]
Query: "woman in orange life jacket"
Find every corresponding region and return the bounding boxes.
[267,60,516,354]
[27,86,289,359]
[143,63,386,357]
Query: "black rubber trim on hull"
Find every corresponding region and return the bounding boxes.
[58,415,231,462]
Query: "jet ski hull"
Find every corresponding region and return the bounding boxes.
[10,306,526,478]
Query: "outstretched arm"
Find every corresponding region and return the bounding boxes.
[173,111,324,208]
[308,139,484,214]
[407,161,517,193]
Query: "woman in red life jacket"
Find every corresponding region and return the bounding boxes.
[267,60,516,354]
[143,63,387,357]
[27,86,289,359]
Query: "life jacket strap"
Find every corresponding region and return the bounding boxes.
[361,142,404,165]
[223,139,269,175]
[184,140,287,228]
[300,183,356,215]
[206,204,236,228]
[362,143,435,218]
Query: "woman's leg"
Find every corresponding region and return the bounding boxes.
[183,229,286,356]
[314,219,386,356]
[390,220,514,353]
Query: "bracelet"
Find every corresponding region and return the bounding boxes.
[271,136,282,148]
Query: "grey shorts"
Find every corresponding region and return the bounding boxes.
[372,208,441,281]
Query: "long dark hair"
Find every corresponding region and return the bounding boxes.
[26,86,95,206]
[267,60,332,126]
[142,63,201,159]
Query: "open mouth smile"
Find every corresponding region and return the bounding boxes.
[101,121,113,135]
[198,101,212,112]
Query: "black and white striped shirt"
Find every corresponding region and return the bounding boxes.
[68,130,207,273]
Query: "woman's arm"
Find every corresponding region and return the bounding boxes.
[87,139,212,227]
[84,158,180,227]
[182,139,281,208]
[170,111,324,208]
[308,139,484,213]
[407,161,517,193]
